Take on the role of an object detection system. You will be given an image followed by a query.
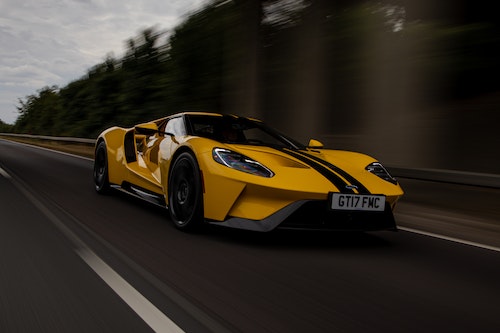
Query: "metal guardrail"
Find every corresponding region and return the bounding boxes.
[0,133,95,145]
[1,133,499,188]
[388,167,500,189]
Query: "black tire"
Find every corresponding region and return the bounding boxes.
[168,152,204,231]
[93,141,111,194]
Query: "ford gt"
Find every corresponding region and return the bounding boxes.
[93,112,403,232]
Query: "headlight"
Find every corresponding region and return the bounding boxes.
[213,148,274,178]
[366,162,398,185]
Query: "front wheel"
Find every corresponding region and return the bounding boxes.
[168,152,204,231]
[93,141,110,194]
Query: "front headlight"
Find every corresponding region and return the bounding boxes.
[213,148,274,178]
[366,162,398,185]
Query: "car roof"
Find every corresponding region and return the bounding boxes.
[150,112,262,126]
[176,111,223,117]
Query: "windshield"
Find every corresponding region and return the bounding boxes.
[186,114,305,150]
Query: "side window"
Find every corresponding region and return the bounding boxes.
[165,117,186,136]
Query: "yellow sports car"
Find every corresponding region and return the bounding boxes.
[93,112,403,232]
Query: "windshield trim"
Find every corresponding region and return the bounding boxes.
[185,114,306,150]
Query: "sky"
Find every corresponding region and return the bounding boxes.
[0,0,207,124]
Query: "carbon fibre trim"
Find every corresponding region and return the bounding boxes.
[110,184,166,207]
[208,200,397,232]
[207,201,309,232]
[279,201,397,231]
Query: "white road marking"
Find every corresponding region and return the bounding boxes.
[0,166,11,179]
[78,248,185,333]
[4,167,185,333]
[4,138,499,325]
[399,226,500,253]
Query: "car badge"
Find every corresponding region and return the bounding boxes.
[345,184,358,190]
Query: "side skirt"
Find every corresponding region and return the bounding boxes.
[111,183,167,208]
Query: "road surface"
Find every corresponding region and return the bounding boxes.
[1,139,499,332]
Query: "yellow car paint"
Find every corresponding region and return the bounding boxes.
[95,112,404,231]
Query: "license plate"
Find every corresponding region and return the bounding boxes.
[330,193,385,211]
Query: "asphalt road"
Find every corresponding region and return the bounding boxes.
[1,139,500,333]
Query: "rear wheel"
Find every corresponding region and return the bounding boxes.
[93,141,110,194]
[168,152,204,231]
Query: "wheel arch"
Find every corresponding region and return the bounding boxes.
[95,127,129,186]
[95,137,105,153]
[172,145,196,162]
[167,146,205,230]
[166,146,198,190]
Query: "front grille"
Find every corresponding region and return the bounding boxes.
[278,200,397,231]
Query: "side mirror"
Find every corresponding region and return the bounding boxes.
[308,139,324,149]
[135,123,159,135]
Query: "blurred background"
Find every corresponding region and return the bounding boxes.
[1,0,499,174]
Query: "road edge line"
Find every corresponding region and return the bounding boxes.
[399,226,500,253]
[2,163,185,333]
[77,248,185,333]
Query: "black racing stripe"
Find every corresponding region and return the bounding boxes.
[296,150,371,194]
[281,149,355,194]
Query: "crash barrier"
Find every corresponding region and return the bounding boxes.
[0,133,94,144]
[387,167,500,189]
[1,133,499,189]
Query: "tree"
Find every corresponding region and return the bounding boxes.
[0,119,13,133]
[14,86,61,135]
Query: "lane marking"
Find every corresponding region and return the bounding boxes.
[2,139,233,333]
[4,166,185,333]
[0,166,11,179]
[78,249,185,333]
[399,226,500,253]
[5,139,498,325]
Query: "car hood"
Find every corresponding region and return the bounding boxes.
[225,145,373,171]
[224,144,402,195]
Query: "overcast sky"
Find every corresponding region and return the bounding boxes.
[0,0,207,124]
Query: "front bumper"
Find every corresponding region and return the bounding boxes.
[208,200,397,232]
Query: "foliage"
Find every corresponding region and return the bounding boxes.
[14,86,62,135]
[10,0,500,138]
[0,119,13,133]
